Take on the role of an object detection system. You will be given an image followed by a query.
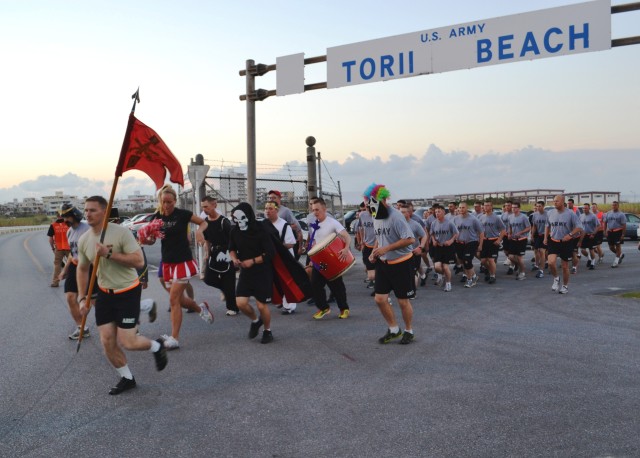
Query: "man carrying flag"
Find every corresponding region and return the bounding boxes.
[77,196,167,395]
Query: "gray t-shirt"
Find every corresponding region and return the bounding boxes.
[278,205,300,237]
[604,210,626,231]
[479,213,506,239]
[410,212,426,228]
[531,211,548,236]
[372,207,414,262]
[424,214,437,234]
[406,218,426,250]
[430,218,459,244]
[580,213,599,235]
[453,214,483,243]
[67,221,90,260]
[546,208,582,240]
[508,213,531,239]
[359,210,376,247]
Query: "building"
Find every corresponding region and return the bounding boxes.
[219,169,247,203]
[115,191,156,213]
[42,191,83,215]
[564,191,620,205]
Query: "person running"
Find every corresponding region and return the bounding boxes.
[77,196,167,395]
[358,201,377,292]
[453,202,484,288]
[530,201,548,279]
[603,201,627,268]
[229,202,276,343]
[429,206,459,292]
[146,185,213,350]
[201,196,239,317]
[263,201,297,315]
[544,195,582,294]
[479,201,506,285]
[364,184,416,345]
[47,212,70,287]
[58,203,91,339]
[400,205,427,295]
[579,203,599,270]
[307,197,352,320]
[501,200,514,271]
[506,202,531,281]
[267,190,304,259]
[590,203,606,263]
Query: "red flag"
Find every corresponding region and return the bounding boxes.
[115,114,184,189]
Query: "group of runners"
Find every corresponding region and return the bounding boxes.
[47,184,635,395]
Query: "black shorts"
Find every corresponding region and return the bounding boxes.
[433,245,456,264]
[374,257,415,299]
[548,239,573,262]
[502,238,511,253]
[455,241,479,262]
[412,254,422,272]
[509,239,527,256]
[95,283,142,329]
[607,229,625,246]
[362,245,376,271]
[481,239,500,260]
[64,263,94,294]
[533,234,547,250]
[236,263,273,303]
[593,232,604,246]
[581,235,595,250]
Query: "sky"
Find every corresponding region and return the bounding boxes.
[1,0,638,204]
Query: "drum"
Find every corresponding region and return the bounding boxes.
[307,233,356,281]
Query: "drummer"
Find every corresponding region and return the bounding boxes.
[364,183,416,345]
[307,197,352,320]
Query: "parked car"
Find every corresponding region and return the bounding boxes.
[121,213,151,229]
[343,210,358,233]
[624,213,639,240]
[127,213,155,238]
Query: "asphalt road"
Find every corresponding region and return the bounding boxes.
[1,229,639,457]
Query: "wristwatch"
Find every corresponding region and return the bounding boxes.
[106,247,113,259]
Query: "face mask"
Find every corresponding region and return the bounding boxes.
[233,209,249,231]
[367,197,389,220]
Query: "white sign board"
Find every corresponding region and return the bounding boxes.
[327,0,611,89]
[277,53,305,96]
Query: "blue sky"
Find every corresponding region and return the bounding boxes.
[0,1,638,203]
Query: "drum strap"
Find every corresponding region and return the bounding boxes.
[307,219,320,252]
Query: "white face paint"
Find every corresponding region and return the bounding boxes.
[233,209,249,231]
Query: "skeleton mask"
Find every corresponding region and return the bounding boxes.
[366,197,389,220]
[233,209,249,231]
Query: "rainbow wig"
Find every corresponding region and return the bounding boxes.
[363,183,390,201]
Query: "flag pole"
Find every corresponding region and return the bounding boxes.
[77,89,140,352]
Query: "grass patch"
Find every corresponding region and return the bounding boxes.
[620,291,640,299]
[0,215,51,227]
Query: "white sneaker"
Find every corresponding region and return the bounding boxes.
[559,285,569,294]
[435,274,444,287]
[516,272,526,281]
[611,259,619,268]
[162,335,180,350]
[503,259,511,266]
[443,282,451,292]
[199,302,214,324]
[225,310,238,316]
[551,277,560,292]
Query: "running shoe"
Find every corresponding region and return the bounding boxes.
[153,338,168,371]
[488,276,496,284]
[338,309,350,319]
[109,376,136,395]
[378,328,402,344]
[551,278,560,292]
[68,327,90,340]
[559,285,569,294]
[199,302,214,324]
[588,264,595,271]
[249,319,263,339]
[313,308,331,320]
[570,267,577,274]
[366,280,375,289]
[419,275,427,286]
[453,265,462,275]
[226,310,238,316]
[459,274,467,283]
[161,335,180,350]
[619,253,625,264]
[531,265,539,272]
[148,300,157,323]
[516,272,526,281]
[281,308,295,315]
[260,330,274,344]
[435,275,443,287]
[506,267,514,275]
[470,274,478,287]
[586,260,592,268]
[535,270,544,279]
[399,331,414,345]
[611,259,619,268]
[464,279,473,288]
[443,282,452,292]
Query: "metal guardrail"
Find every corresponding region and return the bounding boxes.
[0,225,48,235]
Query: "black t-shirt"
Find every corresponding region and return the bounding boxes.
[154,208,193,263]
[229,226,275,262]
[203,215,231,252]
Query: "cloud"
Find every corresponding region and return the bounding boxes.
[3,146,638,206]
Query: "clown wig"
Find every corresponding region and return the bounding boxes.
[363,183,390,201]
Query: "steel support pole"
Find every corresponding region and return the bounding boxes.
[306,136,317,199]
[246,59,256,208]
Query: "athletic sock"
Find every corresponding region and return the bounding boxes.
[149,340,161,353]
[252,318,260,323]
[404,329,413,334]
[116,365,133,380]
[389,326,400,334]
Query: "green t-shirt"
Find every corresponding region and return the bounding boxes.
[78,222,141,290]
